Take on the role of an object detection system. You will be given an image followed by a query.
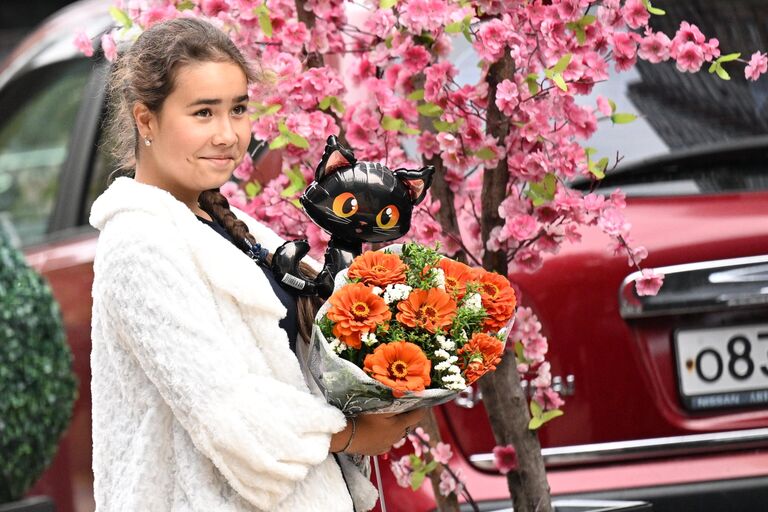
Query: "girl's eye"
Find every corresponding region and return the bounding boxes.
[332,192,359,218]
[195,109,212,118]
[232,105,247,115]
[376,205,400,229]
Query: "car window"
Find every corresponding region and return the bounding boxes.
[0,58,91,246]
[83,115,120,221]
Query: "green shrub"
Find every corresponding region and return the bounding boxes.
[0,229,76,503]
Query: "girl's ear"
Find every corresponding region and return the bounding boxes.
[133,102,154,141]
[394,166,435,205]
[315,135,357,181]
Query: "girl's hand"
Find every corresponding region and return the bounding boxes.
[330,408,427,455]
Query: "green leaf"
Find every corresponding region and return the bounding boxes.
[424,460,439,473]
[525,73,540,95]
[445,20,464,33]
[463,27,473,44]
[410,470,427,491]
[514,341,525,363]
[611,113,637,124]
[269,135,289,150]
[552,73,568,92]
[108,6,133,28]
[530,399,543,418]
[608,99,617,113]
[417,103,444,117]
[529,416,544,430]
[380,0,398,8]
[715,65,731,80]
[584,146,597,158]
[256,4,273,38]
[573,25,586,45]
[381,115,403,132]
[475,147,497,160]
[287,132,310,149]
[400,125,421,135]
[407,89,425,101]
[280,167,307,197]
[541,409,565,423]
[717,52,741,63]
[433,119,463,132]
[551,53,572,74]
[526,173,557,206]
[245,181,262,198]
[250,103,282,120]
[590,157,608,179]
[642,0,666,15]
[278,121,290,135]
[580,15,596,25]
[176,0,195,10]
[319,97,331,110]
[708,61,719,74]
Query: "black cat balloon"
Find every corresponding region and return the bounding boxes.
[271,135,434,299]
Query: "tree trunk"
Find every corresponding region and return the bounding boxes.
[420,410,460,512]
[480,49,553,512]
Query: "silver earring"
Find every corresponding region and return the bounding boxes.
[143,136,152,147]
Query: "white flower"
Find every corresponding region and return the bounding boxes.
[433,268,446,290]
[328,337,345,354]
[447,363,461,373]
[361,331,378,347]
[436,335,456,351]
[462,292,483,311]
[435,360,452,372]
[371,286,383,296]
[459,329,469,342]
[383,283,412,304]
[434,349,451,360]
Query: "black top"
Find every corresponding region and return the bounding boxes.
[196,215,299,354]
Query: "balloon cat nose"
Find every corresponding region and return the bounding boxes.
[357,221,369,226]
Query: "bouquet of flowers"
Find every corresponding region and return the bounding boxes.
[306,242,517,415]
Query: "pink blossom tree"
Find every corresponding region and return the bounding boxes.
[84,1,766,510]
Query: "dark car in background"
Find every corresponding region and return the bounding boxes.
[2,1,768,511]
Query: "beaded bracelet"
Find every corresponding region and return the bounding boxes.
[340,416,357,453]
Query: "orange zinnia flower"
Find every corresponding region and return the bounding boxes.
[459,332,505,384]
[396,288,457,333]
[348,251,407,287]
[327,282,391,349]
[364,341,432,397]
[438,258,474,300]
[474,269,517,331]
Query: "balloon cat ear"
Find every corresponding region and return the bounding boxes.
[315,135,357,181]
[394,165,435,205]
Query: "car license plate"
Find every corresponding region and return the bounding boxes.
[675,324,768,411]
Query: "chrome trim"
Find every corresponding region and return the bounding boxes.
[485,500,651,512]
[619,255,768,319]
[469,427,768,470]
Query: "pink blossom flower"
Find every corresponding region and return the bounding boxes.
[638,31,671,63]
[475,18,510,61]
[495,79,519,116]
[534,387,565,410]
[280,21,309,53]
[492,445,517,475]
[401,44,431,74]
[674,41,705,73]
[417,132,440,159]
[438,468,463,496]
[703,38,720,61]
[390,455,413,488]
[430,442,453,464]
[531,361,552,388]
[523,334,548,363]
[220,181,247,209]
[73,31,94,57]
[514,247,544,273]
[503,214,538,242]
[408,426,430,457]
[745,51,768,81]
[636,268,664,296]
[627,245,649,266]
[233,155,254,181]
[100,33,117,62]
[200,0,230,17]
[622,0,649,29]
[598,207,631,237]
[596,96,612,116]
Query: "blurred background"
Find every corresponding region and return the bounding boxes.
[0,1,76,60]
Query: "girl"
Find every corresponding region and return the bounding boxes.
[90,17,424,512]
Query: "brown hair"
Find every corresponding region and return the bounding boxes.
[106,17,321,341]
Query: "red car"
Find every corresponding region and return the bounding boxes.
[2,1,767,511]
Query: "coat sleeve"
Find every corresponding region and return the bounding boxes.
[94,221,346,509]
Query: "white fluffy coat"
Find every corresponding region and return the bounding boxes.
[89,177,378,511]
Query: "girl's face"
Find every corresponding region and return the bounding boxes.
[135,60,251,203]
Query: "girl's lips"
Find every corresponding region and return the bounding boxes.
[201,157,234,168]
